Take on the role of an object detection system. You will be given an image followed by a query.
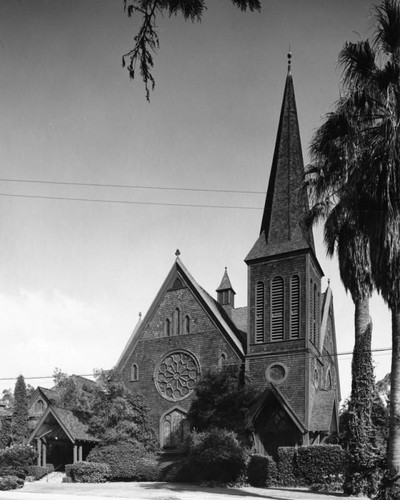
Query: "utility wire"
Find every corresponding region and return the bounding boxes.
[0,192,263,210]
[0,347,392,382]
[0,178,265,195]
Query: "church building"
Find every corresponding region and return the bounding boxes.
[115,58,341,457]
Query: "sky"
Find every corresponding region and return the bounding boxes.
[0,0,393,403]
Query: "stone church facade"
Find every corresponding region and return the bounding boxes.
[115,62,341,457]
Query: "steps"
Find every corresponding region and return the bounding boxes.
[38,471,65,483]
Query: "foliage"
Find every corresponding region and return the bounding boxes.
[11,376,29,445]
[277,447,298,487]
[310,474,345,493]
[27,465,51,481]
[185,427,249,484]
[0,475,24,491]
[247,454,278,487]
[0,418,11,450]
[52,369,95,414]
[0,444,37,480]
[188,366,257,446]
[122,0,261,100]
[70,462,110,483]
[296,445,346,486]
[87,440,155,481]
[89,369,158,451]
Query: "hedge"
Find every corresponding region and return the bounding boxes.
[0,444,36,479]
[277,447,299,487]
[87,441,157,482]
[296,445,346,485]
[27,465,51,481]
[70,462,110,483]
[276,445,346,487]
[0,475,24,491]
[247,454,278,487]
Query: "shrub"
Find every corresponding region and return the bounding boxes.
[0,475,24,491]
[70,462,110,483]
[186,428,249,484]
[277,447,298,487]
[247,454,278,487]
[87,441,155,481]
[0,443,37,478]
[296,445,346,485]
[130,458,161,481]
[65,464,73,478]
[27,465,50,481]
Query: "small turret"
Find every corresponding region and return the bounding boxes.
[216,267,235,308]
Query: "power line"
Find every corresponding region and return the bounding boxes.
[0,178,265,196]
[0,192,263,210]
[0,346,392,383]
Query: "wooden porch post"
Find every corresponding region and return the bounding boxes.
[78,445,83,462]
[73,444,78,463]
[42,441,47,467]
[36,439,41,466]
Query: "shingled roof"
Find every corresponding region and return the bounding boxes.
[246,63,315,262]
[309,390,337,432]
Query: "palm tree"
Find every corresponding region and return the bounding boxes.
[306,168,376,493]
[308,0,400,492]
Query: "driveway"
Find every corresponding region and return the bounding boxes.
[0,482,369,500]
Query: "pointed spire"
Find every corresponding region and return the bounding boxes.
[246,56,315,262]
[216,267,235,307]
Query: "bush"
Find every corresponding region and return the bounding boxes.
[27,465,51,481]
[0,475,24,491]
[277,447,298,487]
[186,428,249,484]
[0,444,37,479]
[65,464,73,478]
[247,454,278,487]
[87,441,156,481]
[296,445,345,485]
[70,462,110,483]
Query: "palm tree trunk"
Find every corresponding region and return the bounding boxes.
[344,296,375,495]
[388,306,400,478]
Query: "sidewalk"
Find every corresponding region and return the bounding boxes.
[0,481,369,500]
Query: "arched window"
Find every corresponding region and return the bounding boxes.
[165,318,171,337]
[255,281,265,343]
[290,275,300,339]
[327,369,332,390]
[34,400,44,413]
[271,276,284,341]
[131,363,139,381]
[218,352,227,369]
[184,315,190,334]
[313,283,317,344]
[173,308,181,335]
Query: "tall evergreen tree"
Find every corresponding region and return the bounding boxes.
[11,375,29,445]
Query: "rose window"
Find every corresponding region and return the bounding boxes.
[155,351,200,401]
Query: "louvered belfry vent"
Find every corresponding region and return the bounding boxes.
[255,282,265,343]
[271,277,284,341]
[290,275,300,338]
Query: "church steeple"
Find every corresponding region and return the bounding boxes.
[216,267,235,308]
[246,55,315,262]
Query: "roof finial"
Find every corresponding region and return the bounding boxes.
[287,47,292,75]
[175,249,181,258]
[139,312,142,319]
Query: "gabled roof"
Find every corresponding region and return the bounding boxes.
[309,390,338,433]
[246,65,315,263]
[28,386,59,410]
[246,383,306,433]
[115,257,245,373]
[28,405,98,444]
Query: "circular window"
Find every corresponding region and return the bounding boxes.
[154,350,200,401]
[266,363,287,384]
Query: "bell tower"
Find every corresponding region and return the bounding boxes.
[245,55,324,432]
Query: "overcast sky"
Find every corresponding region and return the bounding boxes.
[0,0,392,402]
